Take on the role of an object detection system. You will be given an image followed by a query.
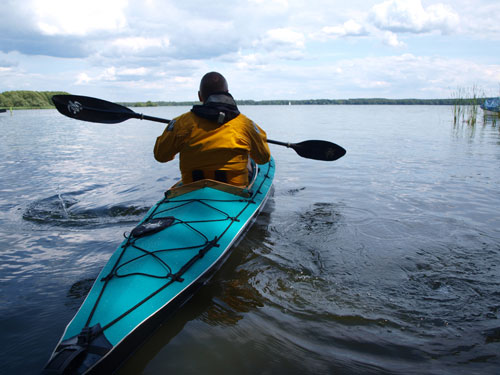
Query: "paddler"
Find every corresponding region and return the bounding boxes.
[154,72,271,186]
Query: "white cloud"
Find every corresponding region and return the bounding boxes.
[110,37,170,53]
[120,67,148,76]
[322,20,368,38]
[255,28,306,52]
[172,76,193,84]
[315,0,459,47]
[76,73,91,85]
[235,53,268,70]
[448,0,500,38]
[102,67,118,81]
[359,80,392,89]
[383,31,406,48]
[33,0,128,35]
[222,51,500,99]
[112,37,170,50]
[75,66,150,85]
[329,53,500,96]
[370,0,459,34]
[248,0,289,11]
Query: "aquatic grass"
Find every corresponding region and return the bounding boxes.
[451,85,484,127]
[452,87,464,125]
[467,85,480,126]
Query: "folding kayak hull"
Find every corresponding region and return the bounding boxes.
[42,158,275,374]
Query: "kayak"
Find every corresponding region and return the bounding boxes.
[42,157,275,374]
[481,98,500,116]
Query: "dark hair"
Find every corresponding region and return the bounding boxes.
[199,72,228,100]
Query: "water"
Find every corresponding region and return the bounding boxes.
[1,106,499,374]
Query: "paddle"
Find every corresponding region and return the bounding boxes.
[52,95,346,161]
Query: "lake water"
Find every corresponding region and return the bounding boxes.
[1,105,499,374]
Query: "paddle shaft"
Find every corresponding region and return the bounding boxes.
[131,113,294,150]
[127,115,320,156]
[129,111,289,147]
[52,95,346,161]
[131,112,170,124]
[267,139,291,147]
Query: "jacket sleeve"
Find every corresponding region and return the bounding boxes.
[154,119,184,162]
[248,120,271,165]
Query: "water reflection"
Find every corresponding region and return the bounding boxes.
[482,113,499,127]
[453,112,500,141]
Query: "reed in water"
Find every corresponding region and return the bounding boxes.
[452,85,483,126]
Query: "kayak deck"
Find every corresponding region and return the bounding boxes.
[43,158,274,374]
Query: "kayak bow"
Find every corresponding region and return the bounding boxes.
[43,158,275,374]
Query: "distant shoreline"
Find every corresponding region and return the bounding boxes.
[119,98,464,107]
[1,90,493,109]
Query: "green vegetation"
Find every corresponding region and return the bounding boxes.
[128,100,159,107]
[0,90,70,109]
[451,85,484,126]
[239,98,460,105]
[0,90,495,110]
[121,98,461,107]
[119,100,195,107]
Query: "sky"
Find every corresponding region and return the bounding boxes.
[1,0,499,101]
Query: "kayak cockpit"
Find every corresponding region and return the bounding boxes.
[165,160,259,199]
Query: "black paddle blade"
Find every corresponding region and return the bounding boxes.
[52,95,136,124]
[292,140,346,161]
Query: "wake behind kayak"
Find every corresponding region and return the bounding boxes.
[42,158,275,374]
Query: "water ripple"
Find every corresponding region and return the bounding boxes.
[23,187,150,227]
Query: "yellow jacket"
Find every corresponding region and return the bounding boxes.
[154,111,271,186]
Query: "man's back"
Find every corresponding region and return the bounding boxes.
[154,72,270,186]
[154,110,270,186]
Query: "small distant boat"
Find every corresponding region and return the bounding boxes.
[480,98,500,116]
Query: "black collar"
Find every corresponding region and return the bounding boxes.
[191,92,240,125]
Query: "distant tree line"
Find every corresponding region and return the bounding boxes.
[237,98,483,105]
[118,100,194,107]
[0,91,69,109]
[121,98,478,107]
[1,90,493,109]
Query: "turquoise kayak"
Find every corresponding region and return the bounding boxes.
[43,158,275,374]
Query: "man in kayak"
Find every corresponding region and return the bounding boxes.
[154,72,271,186]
